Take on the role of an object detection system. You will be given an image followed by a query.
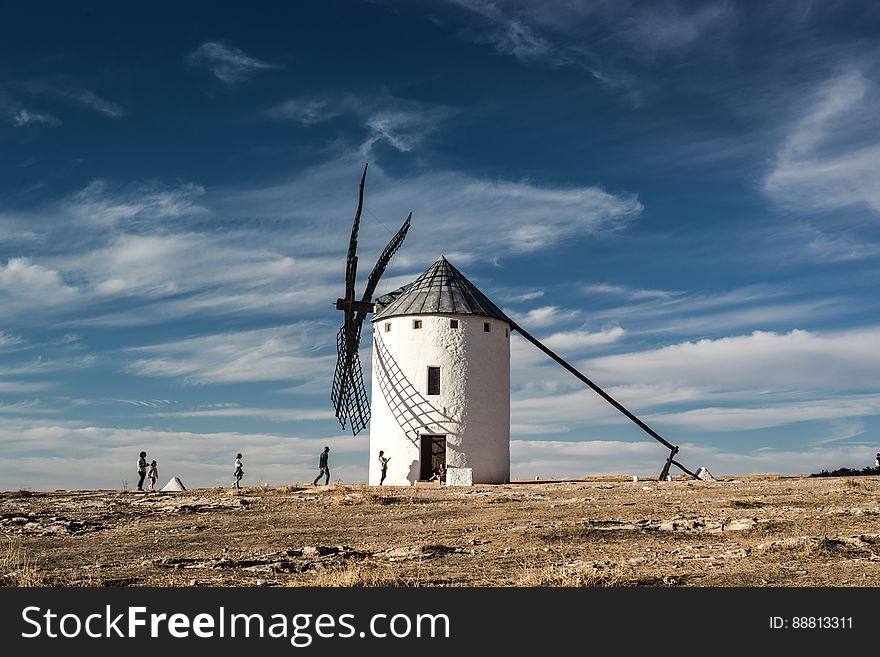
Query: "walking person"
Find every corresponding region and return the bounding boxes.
[136,451,148,491]
[378,450,390,485]
[233,453,244,489]
[147,460,158,492]
[313,446,331,486]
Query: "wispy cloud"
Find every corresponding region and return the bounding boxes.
[0,331,24,350]
[541,327,625,353]
[266,93,454,156]
[219,159,643,261]
[439,0,737,104]
[583,282,678,300]
[154,406,334,422]
[0,354,95,377]
[3,102,61,127]
[508,305,582,329]
[125,324,333,385]
[265,97,344,125]
[446,0,555,62]
[620,2,735,53]
[69,90,125,118]
[66,179,206,227]
[186,41,279,84]
[764,67,880,215]
[646,396,880,432]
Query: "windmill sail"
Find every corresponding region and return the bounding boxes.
[331,165,411,435]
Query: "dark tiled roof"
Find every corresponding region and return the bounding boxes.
[372,256,509,322]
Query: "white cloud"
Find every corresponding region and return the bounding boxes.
[584,327,880,392]
[186,41,279,84]
[646,395,880,431]
[125,324,334,385]
[498,289,545,303]
[764,67,880,215]
[219,159,643,262]
[508,305,581,329]
[540,326,625,352]
[508,327,880,434]
[67,179,206,226]
[0,258,79,308]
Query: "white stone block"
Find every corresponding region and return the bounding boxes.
[445,467,473,487]
[695,467,716,481]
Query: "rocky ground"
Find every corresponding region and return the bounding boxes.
[2,474,880,587]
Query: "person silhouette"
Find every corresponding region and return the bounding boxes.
[136,451,148,491]
[233,453,244,489]
[147,460,158,492]
[378,450,390,485]
[313,446,330,486]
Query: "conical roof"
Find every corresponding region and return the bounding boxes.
[373,256,509,322]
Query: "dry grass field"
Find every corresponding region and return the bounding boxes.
[3,474,880,587]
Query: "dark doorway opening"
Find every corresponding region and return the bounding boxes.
[420,434,446,480]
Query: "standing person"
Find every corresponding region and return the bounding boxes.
[313,446,330,486]
[233,453,244,489]
[147,460,158,492]
[136,451,148,491]
[378,450,390,485]
[875,452,880,470]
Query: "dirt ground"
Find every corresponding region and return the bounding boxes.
[3,474,880,587]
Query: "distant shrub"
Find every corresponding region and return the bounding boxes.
[811,467,879,477]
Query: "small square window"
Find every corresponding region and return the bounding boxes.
[450,319,459,329]
[384,322,391,332]
[483,322,491,332]
[413,319,422,329]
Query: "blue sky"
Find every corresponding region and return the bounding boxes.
[3,1,880,490]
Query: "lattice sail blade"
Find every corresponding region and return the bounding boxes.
[331,325,371,436]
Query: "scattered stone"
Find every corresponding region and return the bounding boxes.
[723,517,757,531]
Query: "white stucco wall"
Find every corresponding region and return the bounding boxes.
[368,313,510,485]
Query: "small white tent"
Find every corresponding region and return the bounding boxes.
[161,476,186,491]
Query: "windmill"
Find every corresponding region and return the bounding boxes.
[332,166,697,481]
[331,163,411,436]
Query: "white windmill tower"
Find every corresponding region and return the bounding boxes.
[367,256,512,486]
[332,165,699,486]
